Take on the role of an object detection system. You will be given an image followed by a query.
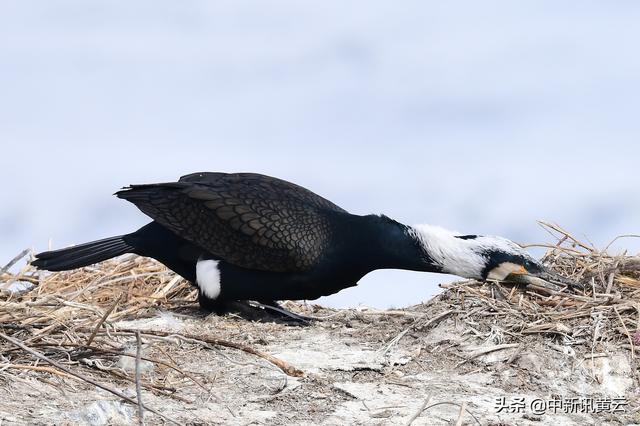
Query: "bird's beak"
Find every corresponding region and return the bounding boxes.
[505,267,584,291]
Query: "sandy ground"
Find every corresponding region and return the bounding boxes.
[0,292,638,426]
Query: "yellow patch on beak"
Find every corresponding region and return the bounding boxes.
[487,262,529,281]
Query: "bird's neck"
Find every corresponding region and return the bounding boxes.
[406,224,487,279]
[355,215,442,273]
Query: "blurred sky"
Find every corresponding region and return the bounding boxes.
[1,1,639,308]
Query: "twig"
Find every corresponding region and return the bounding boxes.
[405,394,432,426]
[153,345,214,396]
[114,328,304,377]
[520,243,585,255]
[79,359,184,400]
[455,401,467,426]
[0,332,182,426]
[457,343,520,367]
[525,284,594,303]
[421,402,481,426]
[381,310,456,355]
[407,399,481,426]
[538,222,594,252]
[605,259,620,295]
[85,294,122,347]
[505,343,525,365]
[603,234,640,254]
[45,342,213,397]
[0,363,71,378]
[614,306,635,359]
[0,249,31,276]
[135,331,145,426]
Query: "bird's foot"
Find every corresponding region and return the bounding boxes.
[199,297,311,325]
[250,300,316,323]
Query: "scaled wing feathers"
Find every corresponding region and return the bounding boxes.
[116,173,347,272]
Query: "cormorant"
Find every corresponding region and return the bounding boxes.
[32,172,578,318]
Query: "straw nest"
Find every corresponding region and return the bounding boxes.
[0,222,639,424]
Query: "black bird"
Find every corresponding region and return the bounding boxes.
[32,172,576,317]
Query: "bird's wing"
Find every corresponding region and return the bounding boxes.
[116,173,347,272]
[178,172,347,213]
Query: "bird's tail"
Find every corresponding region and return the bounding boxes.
[31,236,135,271]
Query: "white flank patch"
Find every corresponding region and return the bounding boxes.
[408,224,526,279]
[196,259,221,299]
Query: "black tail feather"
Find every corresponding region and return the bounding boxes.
[32,236,134,271]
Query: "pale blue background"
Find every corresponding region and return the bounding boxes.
[2,1,639,307]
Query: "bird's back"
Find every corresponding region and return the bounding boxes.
[116,172,349,273]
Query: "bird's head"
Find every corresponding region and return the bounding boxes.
[408,225,580,289]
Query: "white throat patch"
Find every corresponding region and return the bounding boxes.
[196,259,221,300]
[408,224,524,279]
[487,262,526,281]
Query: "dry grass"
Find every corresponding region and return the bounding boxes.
[0,222,639,424]
[0,254,305,424]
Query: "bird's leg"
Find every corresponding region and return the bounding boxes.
[198,292,258,318]
[198,291,228,314]
[199,293,311,324]
[200,297,280,322]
